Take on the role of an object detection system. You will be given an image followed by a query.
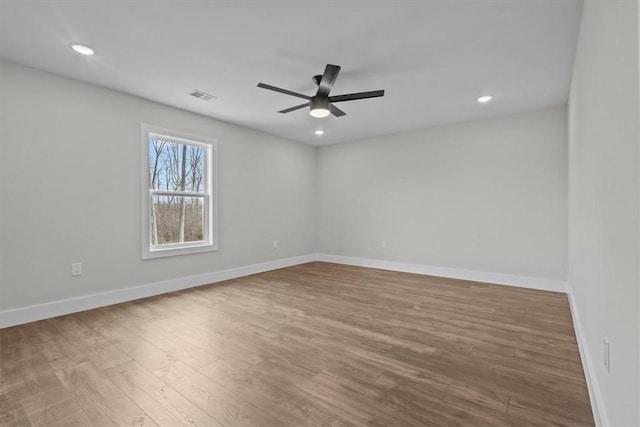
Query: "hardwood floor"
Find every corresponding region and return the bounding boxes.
[0,262,594,426]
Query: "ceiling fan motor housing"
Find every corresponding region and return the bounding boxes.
[310,96,330,111]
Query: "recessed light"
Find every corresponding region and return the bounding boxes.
[477,95,493,103]
[71,44,94,55]
[315,130,324,135]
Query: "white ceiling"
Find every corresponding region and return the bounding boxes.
[0,1,583,146]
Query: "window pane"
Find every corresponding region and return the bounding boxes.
[149,138,205,192]
[150,195,205,245]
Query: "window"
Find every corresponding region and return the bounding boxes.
[141,125,217,259]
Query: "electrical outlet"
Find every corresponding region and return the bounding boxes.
[603,337,610,372]
[381,239,387,249]
[273,240,278,249]
[71,262,82,276]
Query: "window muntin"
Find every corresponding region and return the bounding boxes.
[142,125,217,259]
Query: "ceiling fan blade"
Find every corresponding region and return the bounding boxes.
[257,83,311,100]
[329,104,346,117]
[278,102,310,114]
[317,64,341,98]
[329,90,385,103]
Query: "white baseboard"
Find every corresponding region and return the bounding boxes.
[1,252,568,329]
[0,254,317,329]
[567,286,607,427]
[317,254,568,293]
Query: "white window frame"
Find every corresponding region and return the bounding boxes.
[141,124,218,259]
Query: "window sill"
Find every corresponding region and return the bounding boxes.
[142,242,218,260]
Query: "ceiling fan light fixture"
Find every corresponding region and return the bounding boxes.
[477,95,493,103]
[315,130,324,135]
[309,97,330,118]
[310,108,330,118]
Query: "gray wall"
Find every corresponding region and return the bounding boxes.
[0,60,316,311]
[568,0,640,425]
[317,106,568,280]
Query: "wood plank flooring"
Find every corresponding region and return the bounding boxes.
[0,262,594,426]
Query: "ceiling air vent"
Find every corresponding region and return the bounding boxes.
[189,90,216,101]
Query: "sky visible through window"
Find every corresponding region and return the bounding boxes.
[148,138,204,192]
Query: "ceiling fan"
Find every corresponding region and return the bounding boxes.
[257,64,385,118]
